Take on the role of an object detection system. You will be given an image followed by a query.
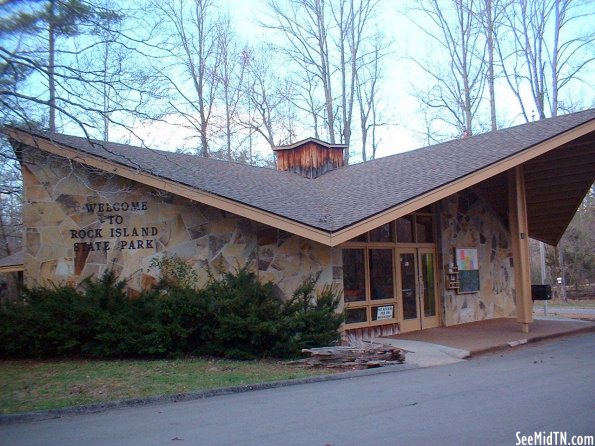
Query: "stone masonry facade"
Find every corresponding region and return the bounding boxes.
[21,148,338,299]
[439,190,516,325]
[21,146,516,328]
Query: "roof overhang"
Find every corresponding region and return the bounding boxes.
[273,137,348,151]
[7,128,336,246]
[0,250,24,273]
[475,132,595,245]
[329,118,595,246]
[7,117,595,247]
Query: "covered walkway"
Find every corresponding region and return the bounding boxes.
[386,317,594,357]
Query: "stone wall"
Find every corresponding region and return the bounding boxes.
[439,190,516,325]
[21,148,337,298]
[256,228,341,299]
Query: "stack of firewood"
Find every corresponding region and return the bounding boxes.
[295,342,406,369]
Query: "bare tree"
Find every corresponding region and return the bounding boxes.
[1,0,160,141]
[0,0,118,132]
[476,0,507,131]
[498,0,595,121]
[333,0,375,154]
[150,0,224,157]
[237,45,297,150]
[356,32,385,161]
[264,0,336,144]
[212,15,247,160]
[409,0,488,138]
[290,67,324,140]
[263,0,384,162]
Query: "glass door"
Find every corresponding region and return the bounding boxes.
[397,248,440,332]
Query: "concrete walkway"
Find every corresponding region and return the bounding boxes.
[378,317,594,367]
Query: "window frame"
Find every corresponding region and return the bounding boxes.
[341,211,437,329]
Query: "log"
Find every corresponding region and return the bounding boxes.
[296,341,405,369]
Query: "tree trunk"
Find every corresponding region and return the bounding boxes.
[315,0,335,143]
[48,0,56,132]
[550,0,560,117]
[486,0,497,131]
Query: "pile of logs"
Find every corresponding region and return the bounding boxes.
[295,341,406,369]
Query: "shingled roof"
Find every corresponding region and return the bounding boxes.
[0,250,24,272]
[7,108,595,246]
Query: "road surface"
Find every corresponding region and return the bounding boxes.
[1,333,594,446]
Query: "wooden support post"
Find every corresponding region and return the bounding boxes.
[508,166,533,333]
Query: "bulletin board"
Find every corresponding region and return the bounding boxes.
[455,248,480,293]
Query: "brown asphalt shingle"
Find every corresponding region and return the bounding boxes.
[9,108,595,233]
[0,250,23,269]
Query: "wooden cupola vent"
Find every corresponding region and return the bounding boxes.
[273,138,347,179]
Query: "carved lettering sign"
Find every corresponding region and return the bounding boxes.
[71,201,158,252]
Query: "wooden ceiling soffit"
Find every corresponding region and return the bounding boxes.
[471,173,509,226]
[525,134,595,245]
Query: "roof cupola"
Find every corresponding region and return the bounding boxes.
[273,138,347,179]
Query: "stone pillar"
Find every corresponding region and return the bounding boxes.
[508,166,533,333]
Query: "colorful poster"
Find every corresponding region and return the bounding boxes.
[456,248,478,271]
[455,248,480,293]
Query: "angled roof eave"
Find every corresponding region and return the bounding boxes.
[0,264,24,273]
[7,127,336,246]
[328,117,595,246]
[273,137,348,151]
[0,249,24,272]
[7,113,595,249]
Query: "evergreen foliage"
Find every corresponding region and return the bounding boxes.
[0,262,343,360]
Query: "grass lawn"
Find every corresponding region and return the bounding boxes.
[0,358,331,414]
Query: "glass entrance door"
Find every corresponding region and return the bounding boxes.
[397,248,440,332]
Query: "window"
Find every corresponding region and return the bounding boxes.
[396,214,434,243]
[369,223,394,242]
[341,247,395,326]
[396,216,414,242]
[342,249,365,303]
[415,215,434,243]
[342,209,435,326]
[369,249,393,300]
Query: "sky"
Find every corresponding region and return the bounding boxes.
[113,0,424,158]
[79,0,595,161]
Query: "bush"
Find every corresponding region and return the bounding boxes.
[198,268,285,359]
[274,272,344,357]
[0,264,344,360]
[0,283,98,357]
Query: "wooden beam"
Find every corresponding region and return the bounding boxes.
[0,265,24,273]
[527,192,586,205]
[508,166,533,333]
[525,144,595,165]
[526,177,595,192]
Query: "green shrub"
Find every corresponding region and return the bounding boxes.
[198,267,285,359]
[0,263,344,360]
[82,271,141,357]
[274,272,344,357]
[0,283,97,357]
